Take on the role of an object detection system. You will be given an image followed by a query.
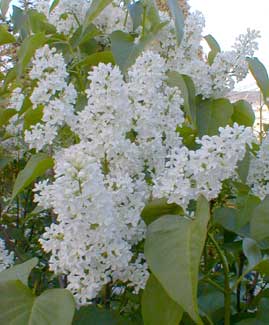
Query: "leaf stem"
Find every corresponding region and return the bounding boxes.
[208,233,231,325]
[142,5,146,37]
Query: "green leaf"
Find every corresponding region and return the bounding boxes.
[167,0,185,46]
[23,105,43,130]
[12,153,54,200]
[236,297,269,324]
[236,193,260,228]
[237,146,252,183]
[214,207,242,234]
[144,0,161,28]
[196,98,234,137]
[247,57,269,104]
[127,1,144,31]
[84,0,112,27]
[250,195,269,241]
[0,280,75,325]
[3,67,16,88]
[49,0,60,13]
[214,193,260,234]
[73,305,132,325]
[232,100,255,127]
[70,23,100,49]
[142,274,183,325]
[204,34,221,65]
[17,32,46,76]
[167,71,197,126]
[141,198,183,225]
[1,0,12,17]
[198,282,224,323]
[0,157,12,169]
[0,108,16,127]
[0,25,16,45]
[111,22,166,73]
[145,196,210,323]
[243,238,262,269]
[11,5,29,39]
[28,10,56,34]
[255,260,269,276]
[76,51,115,71]
[0,258,38,285]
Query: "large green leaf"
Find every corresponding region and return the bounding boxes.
[11,5,29,39]
[167,0,185,46]
[167,71,197,126]
[232,100,255,127]
[243,238,262,269]
[0,280,75,325]
[111,22,166,73]
[0,25,16,46]
[204,34,221,65]
[214,193,260,234]
[17,32,46,76]
[28,10,56,34]
[76,51,115,71]
[12,153,54,200]
[73,305,133,325]
[250,195,269,241]
[0,258,38,285]
[141,198,183,225]
[145,196,210,323]
[142,275,183,325]
[247,57,269,104]
[198,282,224,323]
[0,108,16,127]
[196,98,234,137]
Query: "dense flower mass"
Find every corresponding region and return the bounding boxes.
[0,239,14,272]
[248,133,269,199]
[153,10,260,98]
[24,45,77,151]
[34,49,256,303]
[153,124,255,209]
[2,0,262,307]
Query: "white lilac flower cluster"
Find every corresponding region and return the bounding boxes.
[36,0,129,36]
[24,45,77,151]
[33,48,256,304]
[1,88,25,157]
[6,87,24,137]
[247,134,269,200]
[35,51,184,304]
[153,124,255,210]
[36,0,91,35]
[34,0,260,98]
[0,238,14,272]
[154,10,260,98]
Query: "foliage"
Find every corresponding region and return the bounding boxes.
[0,0,268,324]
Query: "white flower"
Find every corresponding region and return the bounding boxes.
[153,124,255,210]
[24,45,77,151]
[9,88,24,112]
[248,133,269,199]
[0,238,14,272]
